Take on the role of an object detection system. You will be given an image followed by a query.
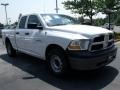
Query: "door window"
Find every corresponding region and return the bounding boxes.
[28,15,41,25]
[19,16,27,29]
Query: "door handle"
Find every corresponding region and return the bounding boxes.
[16,32,19,34]
[25,32,29,35]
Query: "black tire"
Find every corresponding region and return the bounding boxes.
[47,48,69,76]
[6,41,16,57]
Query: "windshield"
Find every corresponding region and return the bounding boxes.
[41,14,79,26]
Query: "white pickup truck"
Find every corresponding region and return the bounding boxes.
[2,14,117,76]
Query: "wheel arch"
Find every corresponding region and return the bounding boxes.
[5,37,14,48]
[45,44,66,58]
[5,37,11,44]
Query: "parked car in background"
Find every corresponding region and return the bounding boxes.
[113,26,120,33]
[102,23,114,30]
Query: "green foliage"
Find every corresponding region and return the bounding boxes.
[114,14,120,26]
[63,0,120,25]
[63,0,98,24]
[63,0,95,15]
[93,18,106,26]
[97,0,120,14]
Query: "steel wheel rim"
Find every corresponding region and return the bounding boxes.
[50,55,63,73]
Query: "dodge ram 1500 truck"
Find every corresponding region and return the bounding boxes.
[2,14,117,76]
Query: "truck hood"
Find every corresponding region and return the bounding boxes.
[47,25,113,37]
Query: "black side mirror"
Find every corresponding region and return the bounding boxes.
[28,23,37,29]
[28,23,43,30]
[37,26,43,30]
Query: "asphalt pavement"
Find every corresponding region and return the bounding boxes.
[0,39,120,90]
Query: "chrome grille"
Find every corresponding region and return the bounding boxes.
[90,33,114,51]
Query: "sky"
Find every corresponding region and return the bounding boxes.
[0,0,71,24]
[0,0,106,24]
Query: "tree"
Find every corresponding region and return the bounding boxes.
[93,18,106,26]
[63,0,99,25]
[96,0,120,16]
[99,1,120,15]
[114,12,120,25]
[63,0,120,26]
[97,0,120,29]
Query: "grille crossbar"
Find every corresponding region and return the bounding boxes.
[89,33,114,51]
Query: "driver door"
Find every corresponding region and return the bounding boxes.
[23,15,44,56]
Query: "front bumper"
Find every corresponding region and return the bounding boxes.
[67,46,117,70]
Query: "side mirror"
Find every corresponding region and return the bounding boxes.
[37,26,43,30]
[28,23,37,29]
[27,23,43,30]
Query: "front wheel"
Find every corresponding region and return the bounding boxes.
[47,48,69,76]
[6,41,16,57]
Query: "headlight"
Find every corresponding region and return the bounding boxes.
[68,39,90,50]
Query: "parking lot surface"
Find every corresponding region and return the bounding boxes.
[0,39,120,90]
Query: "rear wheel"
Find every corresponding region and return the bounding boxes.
[6,41,16,57]
[47,48,69,76]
